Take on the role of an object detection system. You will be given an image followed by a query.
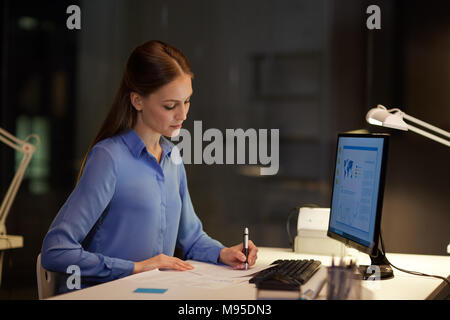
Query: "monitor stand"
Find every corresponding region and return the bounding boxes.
[358,247,394,280]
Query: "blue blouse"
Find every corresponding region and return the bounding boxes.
[41,129,224,293]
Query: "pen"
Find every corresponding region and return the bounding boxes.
[243,227,249,270]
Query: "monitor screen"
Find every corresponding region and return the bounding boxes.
[327,133,389,255]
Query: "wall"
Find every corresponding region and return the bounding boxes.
[0,0,449,299]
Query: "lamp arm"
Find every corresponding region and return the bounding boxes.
[0,153,33,229]
[368,105,450,147]
[406,123,450,147]
[403,113,450,139]
[0,132,24,152]
[0,127,39,235]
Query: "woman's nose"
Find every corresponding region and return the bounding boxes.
[176,104,188,121]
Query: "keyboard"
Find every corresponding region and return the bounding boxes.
[249,259,322,291]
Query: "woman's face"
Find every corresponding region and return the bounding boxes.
[132,73,192,138]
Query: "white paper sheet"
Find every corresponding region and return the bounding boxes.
[184,260,272,280]
[124,260,273,290]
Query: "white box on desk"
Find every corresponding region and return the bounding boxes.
[294,207,346,256]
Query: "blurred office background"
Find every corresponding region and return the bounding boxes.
[0,0,448,299]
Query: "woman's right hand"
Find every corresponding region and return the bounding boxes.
[132,254,194,274]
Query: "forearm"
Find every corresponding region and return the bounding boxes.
[183,234,225,263]
[41,228,134,282]
[131,254,194,274]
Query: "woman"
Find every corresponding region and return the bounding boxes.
[41,40,258,293]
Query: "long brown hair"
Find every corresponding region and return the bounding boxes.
[77,40,194,183]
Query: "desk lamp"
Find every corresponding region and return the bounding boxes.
[366,104,450,256]
[366,104,450,147]
[0,126,39,285]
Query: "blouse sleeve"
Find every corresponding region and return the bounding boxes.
[176,164,225,263]
[40,145,134,284]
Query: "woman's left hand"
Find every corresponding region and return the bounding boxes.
[219,240,258,270]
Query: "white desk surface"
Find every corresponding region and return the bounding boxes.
[49,247,450,300]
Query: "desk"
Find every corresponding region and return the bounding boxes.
[49,247,449,300]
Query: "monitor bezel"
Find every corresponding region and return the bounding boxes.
[327,133,390,256]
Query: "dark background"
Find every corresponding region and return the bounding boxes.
[0,0,449,299]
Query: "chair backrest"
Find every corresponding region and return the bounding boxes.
[36,253,61,299]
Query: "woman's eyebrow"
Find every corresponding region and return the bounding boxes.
[162,92,193,103]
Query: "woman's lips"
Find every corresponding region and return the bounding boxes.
[171,124,182,129]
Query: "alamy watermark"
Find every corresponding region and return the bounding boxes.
[65,5,381,31]
[366,5,381,30]
[364,265,381,290]
[169,121,279,176]
[66,5,81,30]
[66,265,81,290]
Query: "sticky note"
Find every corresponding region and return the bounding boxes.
[134,288,167,294]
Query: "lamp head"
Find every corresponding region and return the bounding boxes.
[366,105,409,131]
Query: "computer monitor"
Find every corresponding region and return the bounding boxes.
[327,133,393,280]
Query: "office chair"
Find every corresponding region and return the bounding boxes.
[36,253,61,299]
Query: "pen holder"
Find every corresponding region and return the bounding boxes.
[326,266,362,300]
